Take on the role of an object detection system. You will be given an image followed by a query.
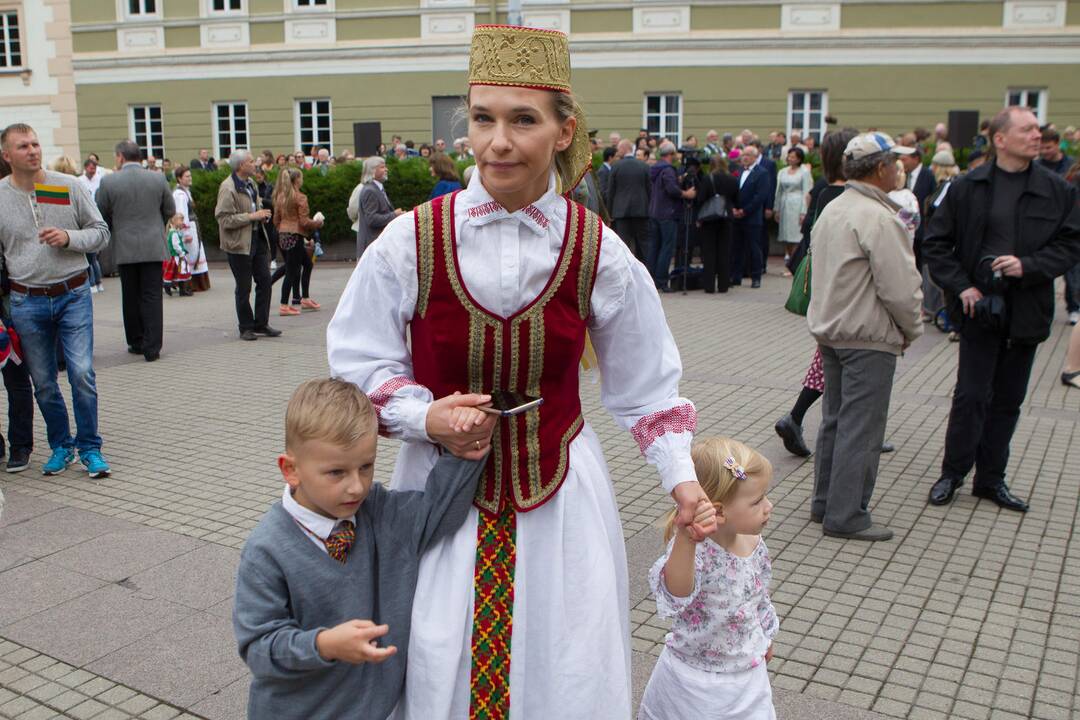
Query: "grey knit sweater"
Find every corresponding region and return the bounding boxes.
[233,453,483,720]
[0,172,109,286]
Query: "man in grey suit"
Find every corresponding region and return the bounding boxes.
[96,139,174,361]
[605,139,651,260]
[356,156,402,259]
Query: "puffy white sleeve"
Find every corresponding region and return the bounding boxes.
[589,225,697,493]
[648,540,705,618]
[326,213,434,442]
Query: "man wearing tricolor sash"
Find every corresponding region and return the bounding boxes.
[328,27,711,717]
[0,124,112,478]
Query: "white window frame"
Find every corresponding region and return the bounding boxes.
[643,93,682,145]
[787,90,829,144]
[287,0,334,12]
[0,9,22,69]
[213,102,249,161]
[129,104,164,160]
[119,0,161,20]
[207,0,246,15]
[1006,88,1048,124]
[294,98,333,156]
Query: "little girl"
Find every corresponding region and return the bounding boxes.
[639,437,779,720]
[163,214,192,297]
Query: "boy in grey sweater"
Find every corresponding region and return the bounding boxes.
[233,378,489,719]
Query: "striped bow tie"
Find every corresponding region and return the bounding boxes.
[324,520,355,563]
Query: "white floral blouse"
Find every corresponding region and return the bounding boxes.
[649,536,780,673]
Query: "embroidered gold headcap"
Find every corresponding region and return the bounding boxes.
[468,24,592,193]
[468,25,571,93]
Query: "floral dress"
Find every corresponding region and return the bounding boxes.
[639,536,779,720]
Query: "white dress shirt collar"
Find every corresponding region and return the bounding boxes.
[458,169,559,238]
[281,485,353,549]
[373,179,385,192]
[908,163,921,190]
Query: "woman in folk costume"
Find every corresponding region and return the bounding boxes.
[327,25,711,718]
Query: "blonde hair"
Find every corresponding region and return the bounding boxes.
[51,156,78,176]
[285,378,376,451]
[663,437,772,541]
[272,167,303,222]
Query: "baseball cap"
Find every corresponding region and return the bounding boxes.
[844,132,916,160]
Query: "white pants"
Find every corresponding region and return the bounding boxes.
[638,648,776,720]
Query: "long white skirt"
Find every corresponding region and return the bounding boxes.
[390,423,631,719]
[638,648,776,720]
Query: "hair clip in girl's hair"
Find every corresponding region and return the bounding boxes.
[723,456,747,481]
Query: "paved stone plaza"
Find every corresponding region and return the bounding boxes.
[1,261,1078,720]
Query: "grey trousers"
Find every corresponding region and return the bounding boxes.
[812,346,897,533]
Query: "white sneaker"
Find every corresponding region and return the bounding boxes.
[1070,311,1080,326]
[96,284,104,293]
[270,260,278,271]
[90,285,100,294]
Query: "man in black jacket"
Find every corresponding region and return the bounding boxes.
[606,140,650,261]
[924,106,1080,512]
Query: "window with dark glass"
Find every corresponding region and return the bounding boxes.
[0,12,20,68]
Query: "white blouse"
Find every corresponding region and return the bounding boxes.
[172,187,199,245]
[649,537,780,673]
[326,171,697,492]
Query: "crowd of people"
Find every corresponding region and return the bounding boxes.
[1,20,1080,716]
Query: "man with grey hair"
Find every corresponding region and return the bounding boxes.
[393,144,408,161]
[807,132,923,541]
[215,149,278,341]
[96,139,174,362]
[356,156,403,258]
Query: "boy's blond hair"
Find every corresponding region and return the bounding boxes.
[285,378,376,451]
[663,437,772,541]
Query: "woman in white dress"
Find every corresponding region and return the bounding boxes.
[327,25,712,719]
[775,148,812,275]
[173,166,210,292]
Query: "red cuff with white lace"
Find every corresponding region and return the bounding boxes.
[630,404,697,454]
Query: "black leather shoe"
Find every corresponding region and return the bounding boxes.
[254,325,282,337]
[881,442,895,453]
[928,476,963,505]
[774,414,812,457]
[240,330,258,341]
[144,352,160,362]
[751,279,762,288]
[127,346,142,355]
[972,484,1029,512]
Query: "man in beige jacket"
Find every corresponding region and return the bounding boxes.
[806,132,923,541]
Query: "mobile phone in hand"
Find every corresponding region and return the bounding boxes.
[478,391,544,417]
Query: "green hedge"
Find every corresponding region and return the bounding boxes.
[190,156,475,248]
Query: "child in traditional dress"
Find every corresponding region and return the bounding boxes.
[162,213,192,297]
[639,437,780,720]
[233,379,491,720]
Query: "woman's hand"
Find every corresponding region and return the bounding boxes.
[426,392,496,461]
[671,481,717,541]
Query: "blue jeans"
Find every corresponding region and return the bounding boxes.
[1064,261,1080,313]
[647,218,677,288]
[9,282,101,452]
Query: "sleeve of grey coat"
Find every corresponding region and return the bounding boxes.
[1019,183,1080,287]
[360,187,396,231]
[67,181,110,254]
[373,453,483,554]
[95,180,112,228]
[161,177,176,223]
[233,556,335,680]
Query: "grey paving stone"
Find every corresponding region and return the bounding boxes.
[126,545,239,611]
[186,675,247,720]
[2,585,196,666]
[87,613,246,708]
[42,528,204,584]
[0,491,65,529]
[0,561,106,627]
[0,507,140,561]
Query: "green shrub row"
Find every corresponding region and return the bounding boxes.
[189,156,475,248]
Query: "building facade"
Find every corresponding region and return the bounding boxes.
[69,0,1080,162]
[0,0,80,160]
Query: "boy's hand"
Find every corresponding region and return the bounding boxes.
[427,392,496,460]
[315,620,397,665]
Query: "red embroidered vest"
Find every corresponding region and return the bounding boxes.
[410,192,602,516]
